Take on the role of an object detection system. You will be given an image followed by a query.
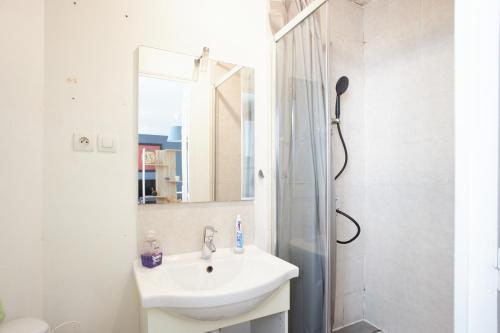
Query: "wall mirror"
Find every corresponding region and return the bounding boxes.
[137,46,255,204]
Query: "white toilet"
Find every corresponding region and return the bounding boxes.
[0,318,49,333]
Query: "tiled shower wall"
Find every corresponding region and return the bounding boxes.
[332,0,454,330]
[363,0,454,331]
[331,0,366,329]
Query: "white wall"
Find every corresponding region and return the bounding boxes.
[187,61,214,202]
[44,1,272,333]
[363,0,454,331]
[454,0,499,331]
[0,0,44,321]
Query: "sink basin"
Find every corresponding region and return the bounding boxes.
[133,245,298,321]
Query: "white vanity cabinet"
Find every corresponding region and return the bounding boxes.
[140,283,290,333]
[133,246,298,333]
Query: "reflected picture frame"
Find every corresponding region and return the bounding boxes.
[138,143,161,172]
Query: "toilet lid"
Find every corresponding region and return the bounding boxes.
[0,318,49,333]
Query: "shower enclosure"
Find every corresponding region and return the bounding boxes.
[273,0,335,332]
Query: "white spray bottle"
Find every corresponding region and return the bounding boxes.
[234,215,244,253]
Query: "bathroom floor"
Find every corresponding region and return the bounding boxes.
[334,321,381,333]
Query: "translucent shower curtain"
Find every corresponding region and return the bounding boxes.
[275,3,333,333]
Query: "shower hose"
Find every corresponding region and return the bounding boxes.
[335,122,361,244]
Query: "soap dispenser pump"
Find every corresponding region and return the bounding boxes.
[141,230,163,268]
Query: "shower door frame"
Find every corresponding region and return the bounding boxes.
[270,0,336,331]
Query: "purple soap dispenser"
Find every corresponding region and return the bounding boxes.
[141,230,163,268]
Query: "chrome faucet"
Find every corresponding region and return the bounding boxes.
[201,226,217,260]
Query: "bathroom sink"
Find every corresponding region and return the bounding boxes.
[133,245,298,321]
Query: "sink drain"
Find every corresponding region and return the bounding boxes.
[206,266,213,273]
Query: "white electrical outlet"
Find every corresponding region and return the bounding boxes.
[73,133,93,152]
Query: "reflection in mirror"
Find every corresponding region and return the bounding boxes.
[214,64,255,201]
[137,46,255,204]
[138,76,188,204]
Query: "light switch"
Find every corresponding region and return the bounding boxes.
[102,137,114,148]
[73,133,93,152]
[97,135,117,153]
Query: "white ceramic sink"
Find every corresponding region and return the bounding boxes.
[133,245,298,321]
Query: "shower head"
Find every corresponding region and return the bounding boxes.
[336,76,349,96]
[335,76,349,119]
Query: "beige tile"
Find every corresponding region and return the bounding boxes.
[363,0,453,330]
[331,0,366,320]
[344,291,364,324]
[138,201,254,255]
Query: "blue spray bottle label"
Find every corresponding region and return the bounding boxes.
[235,215,244,252]
[236,231,244,249]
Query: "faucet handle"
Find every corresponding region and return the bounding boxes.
[205,225,218,233]
[204,225,217,241]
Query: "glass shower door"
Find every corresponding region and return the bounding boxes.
[275,3,334,333]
